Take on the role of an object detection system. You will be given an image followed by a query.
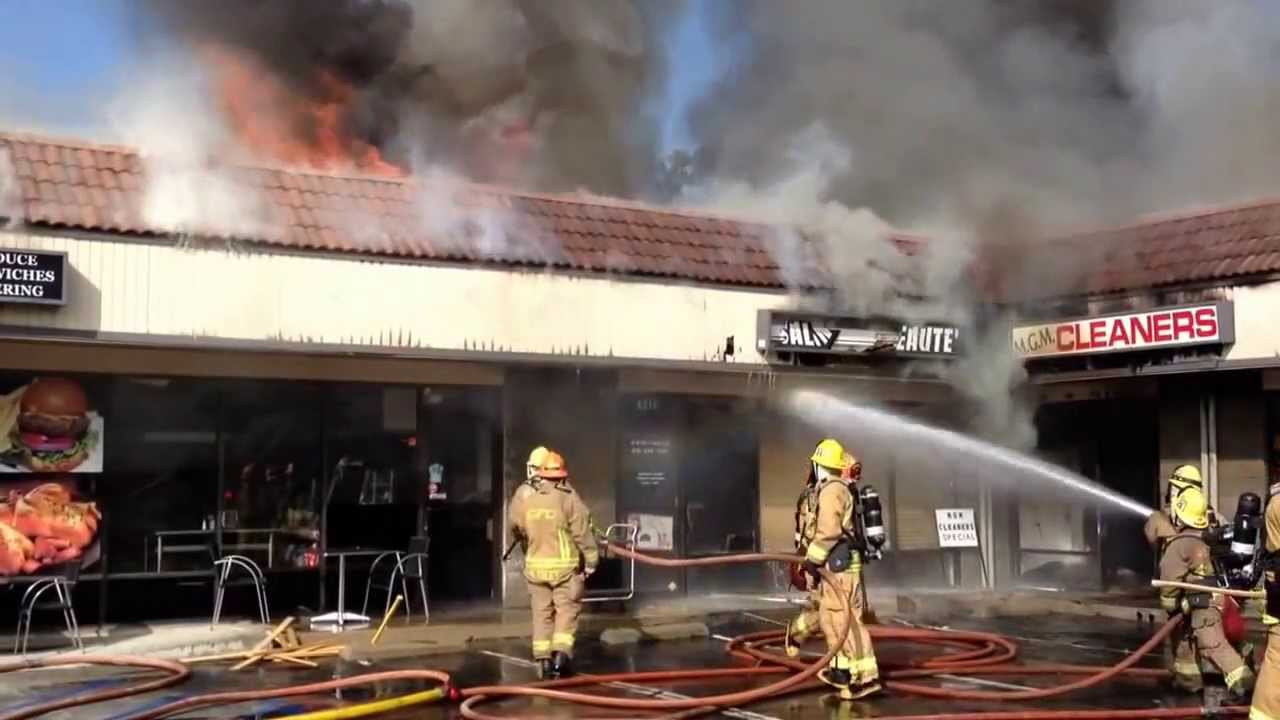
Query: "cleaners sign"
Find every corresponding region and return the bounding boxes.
[0,249,66,306]
[936,507,972,545]
[935,508,979,548]
[1011,302,1233,359]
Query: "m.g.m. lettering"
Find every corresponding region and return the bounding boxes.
[1011,303,1232,359]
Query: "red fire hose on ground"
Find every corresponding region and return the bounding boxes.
[0,543,1252,719]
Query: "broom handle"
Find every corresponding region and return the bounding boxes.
[1150,579,1263,599]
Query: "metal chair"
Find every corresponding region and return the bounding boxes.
[584,524,639,604]
[15,561,83,655]
[362,536,429,623]
[211,551,270,627]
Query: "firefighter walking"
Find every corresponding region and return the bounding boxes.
[1158,485,1254,699]
[508,448,599,679]
[790,438,879,700]
[1250,481,1280,719]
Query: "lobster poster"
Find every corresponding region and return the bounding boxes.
[0,479,101,576]
[0,376,104,473]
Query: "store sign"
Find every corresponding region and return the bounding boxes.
[1011,302,1234,359]
[757,310,962,359]
[0,249,67,306]
[935,508,979,548]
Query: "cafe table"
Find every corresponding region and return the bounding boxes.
[311,548,388,630]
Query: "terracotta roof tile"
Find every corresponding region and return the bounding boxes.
[0,132,927,290]
[976,198,1280,301]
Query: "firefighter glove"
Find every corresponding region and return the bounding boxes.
[802,559,823,584]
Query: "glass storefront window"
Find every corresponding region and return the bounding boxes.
[221,381,323,570]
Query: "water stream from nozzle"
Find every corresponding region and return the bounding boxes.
[786,389,1154,519]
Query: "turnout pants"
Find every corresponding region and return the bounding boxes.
[527,574,585,660]
[1171,607,1250,693]
[1252,625,1280,719]
[818,569,878,685]
[787,587,821,647]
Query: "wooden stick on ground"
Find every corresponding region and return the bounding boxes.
[371,595,404,646]
[269,654,320,668]
[232,616,297,671]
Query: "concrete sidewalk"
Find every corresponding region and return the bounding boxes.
[0,620,263,661]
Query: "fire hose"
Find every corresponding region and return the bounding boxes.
[0,543,1255,720]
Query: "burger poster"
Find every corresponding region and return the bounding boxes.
[0,377,104,474]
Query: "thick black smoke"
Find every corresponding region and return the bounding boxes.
[142,0,661,192]
[141,0,1280,235]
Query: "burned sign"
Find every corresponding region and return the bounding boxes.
[757,310,962,362]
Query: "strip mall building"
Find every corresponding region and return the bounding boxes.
[0,132,1277,619]
[0,133,966,619]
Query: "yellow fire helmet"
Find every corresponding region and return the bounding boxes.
[1169,464,1203,491]
[526,446,549,480]
[1172,485,1210,529]
[810,438,848,471]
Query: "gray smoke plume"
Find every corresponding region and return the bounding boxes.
[665,0,1280,447]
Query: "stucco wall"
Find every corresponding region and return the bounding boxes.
[0,230,790,364]
[1227,282,1280,362]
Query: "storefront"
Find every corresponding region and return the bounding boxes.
[1011,300,1248,590]
[0,130,1011,622]
[0,341,505,620]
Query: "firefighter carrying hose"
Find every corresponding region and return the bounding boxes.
[786,438,880,701]
[1158,485,1254,699]
[1251,480,1280,720]
[508,449,599,680]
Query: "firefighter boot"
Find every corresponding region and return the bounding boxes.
[538,658,554,680]
[819,667,853,695]
[847,681,882,700]
[551,651,575,679]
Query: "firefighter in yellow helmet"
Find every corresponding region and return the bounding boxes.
[1144,465,1204,550]
[1251,480,1280,720]
[788,438,879,700]
[1158,485,1254,699]
[508,450,598,679]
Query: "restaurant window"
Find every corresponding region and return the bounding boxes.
[109,377,221,573]
[323,384,420,553]
[220,380,324,571]
[420,386,501,601]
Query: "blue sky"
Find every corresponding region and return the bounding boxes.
[0,0,141,133]
[654,0,744,157]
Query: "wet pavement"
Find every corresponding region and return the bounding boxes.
[3,612,1237,719]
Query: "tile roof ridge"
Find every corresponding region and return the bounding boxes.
[1046,196,1280,244]
[0,130,138,155]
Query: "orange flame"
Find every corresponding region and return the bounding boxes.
[201,45,403,177]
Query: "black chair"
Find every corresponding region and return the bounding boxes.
[210,546,270,627]
[15,561,83,655]
[362,536,429,624]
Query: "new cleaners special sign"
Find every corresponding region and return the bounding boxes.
[1011,302,1234,359]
